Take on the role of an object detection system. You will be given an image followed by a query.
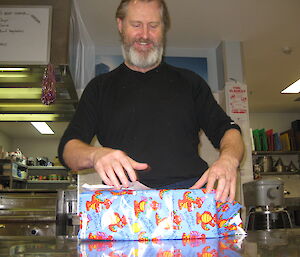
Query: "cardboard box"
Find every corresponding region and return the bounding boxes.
[78,188,242,241]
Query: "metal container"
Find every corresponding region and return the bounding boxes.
[258,156,274,172]
[247,207,292,231]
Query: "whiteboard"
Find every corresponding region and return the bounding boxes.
[0,6,52,64]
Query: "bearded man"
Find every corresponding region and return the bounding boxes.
[59,0,244,203]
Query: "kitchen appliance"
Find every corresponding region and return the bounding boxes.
[0,190,58,236]
[243,178,292,230]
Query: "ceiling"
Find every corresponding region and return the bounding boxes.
[0,0,299,139]
[0,121,68,140]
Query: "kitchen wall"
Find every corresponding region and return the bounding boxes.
[11,138,60,163]
[0,131,59,162]
[0,131,12,154]
[250,112,300,133]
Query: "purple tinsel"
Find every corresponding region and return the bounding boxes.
[41,63,56,105]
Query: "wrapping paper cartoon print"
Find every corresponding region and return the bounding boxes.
[78,188,242,241]
[79,236,243,257]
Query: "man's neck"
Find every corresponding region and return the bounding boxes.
[124,61,160,73]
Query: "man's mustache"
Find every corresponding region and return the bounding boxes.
[135,38,154,45]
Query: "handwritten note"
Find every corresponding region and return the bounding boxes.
[0,6,52,64]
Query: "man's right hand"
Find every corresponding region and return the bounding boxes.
[91,147,149,189]
[63,139,149,189]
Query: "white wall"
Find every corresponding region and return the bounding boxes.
[249,113,300,133]
[0,131,12,153]
[11,138,60,163]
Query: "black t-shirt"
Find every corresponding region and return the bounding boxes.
[58,62,240,187]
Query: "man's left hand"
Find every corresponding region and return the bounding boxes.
[190,156,239,203]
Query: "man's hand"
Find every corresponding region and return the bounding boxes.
[190,156,239,203]
[190,129,244,203]
[63,139,149,190]
[92,147,149,189]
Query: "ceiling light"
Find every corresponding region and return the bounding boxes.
[281,46,292,55]
[0,68,30,72]
[31,122,54,134]
[281,78,300,94]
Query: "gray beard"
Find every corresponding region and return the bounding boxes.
[121,42,163,69]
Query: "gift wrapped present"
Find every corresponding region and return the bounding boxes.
[78,188,243,241]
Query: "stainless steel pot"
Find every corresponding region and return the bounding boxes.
[259,156,273,172]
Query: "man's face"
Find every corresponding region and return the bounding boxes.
[117,1,165,71]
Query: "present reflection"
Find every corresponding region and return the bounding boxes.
[79,236,242,257]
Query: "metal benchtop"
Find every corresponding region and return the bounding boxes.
[1,229,300,256]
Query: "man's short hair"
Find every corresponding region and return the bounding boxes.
[115,0,171,32]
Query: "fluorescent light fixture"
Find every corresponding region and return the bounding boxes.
[281,78,300,93]
[0,73,29,78]
[0,103,48,108]
[0,68,29,72]
[31,122,54,134]
[0,114,62,121]
[0,88,41,99]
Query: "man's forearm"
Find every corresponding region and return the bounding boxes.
[62,139,100,171]
[219,129,244,167]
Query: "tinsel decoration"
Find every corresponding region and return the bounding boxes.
[41,63,56,105]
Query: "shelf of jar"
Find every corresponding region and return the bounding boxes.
[259,171,300,175]
[0,175,27,182]
[27,180,70,184]
[27,166,66,170]
[253,151,300,155]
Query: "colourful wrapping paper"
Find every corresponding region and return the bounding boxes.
[78,188,242,241]
[79,236,243,256]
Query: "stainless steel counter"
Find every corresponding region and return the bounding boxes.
[1,229,300,256]
[285,197,300,206]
